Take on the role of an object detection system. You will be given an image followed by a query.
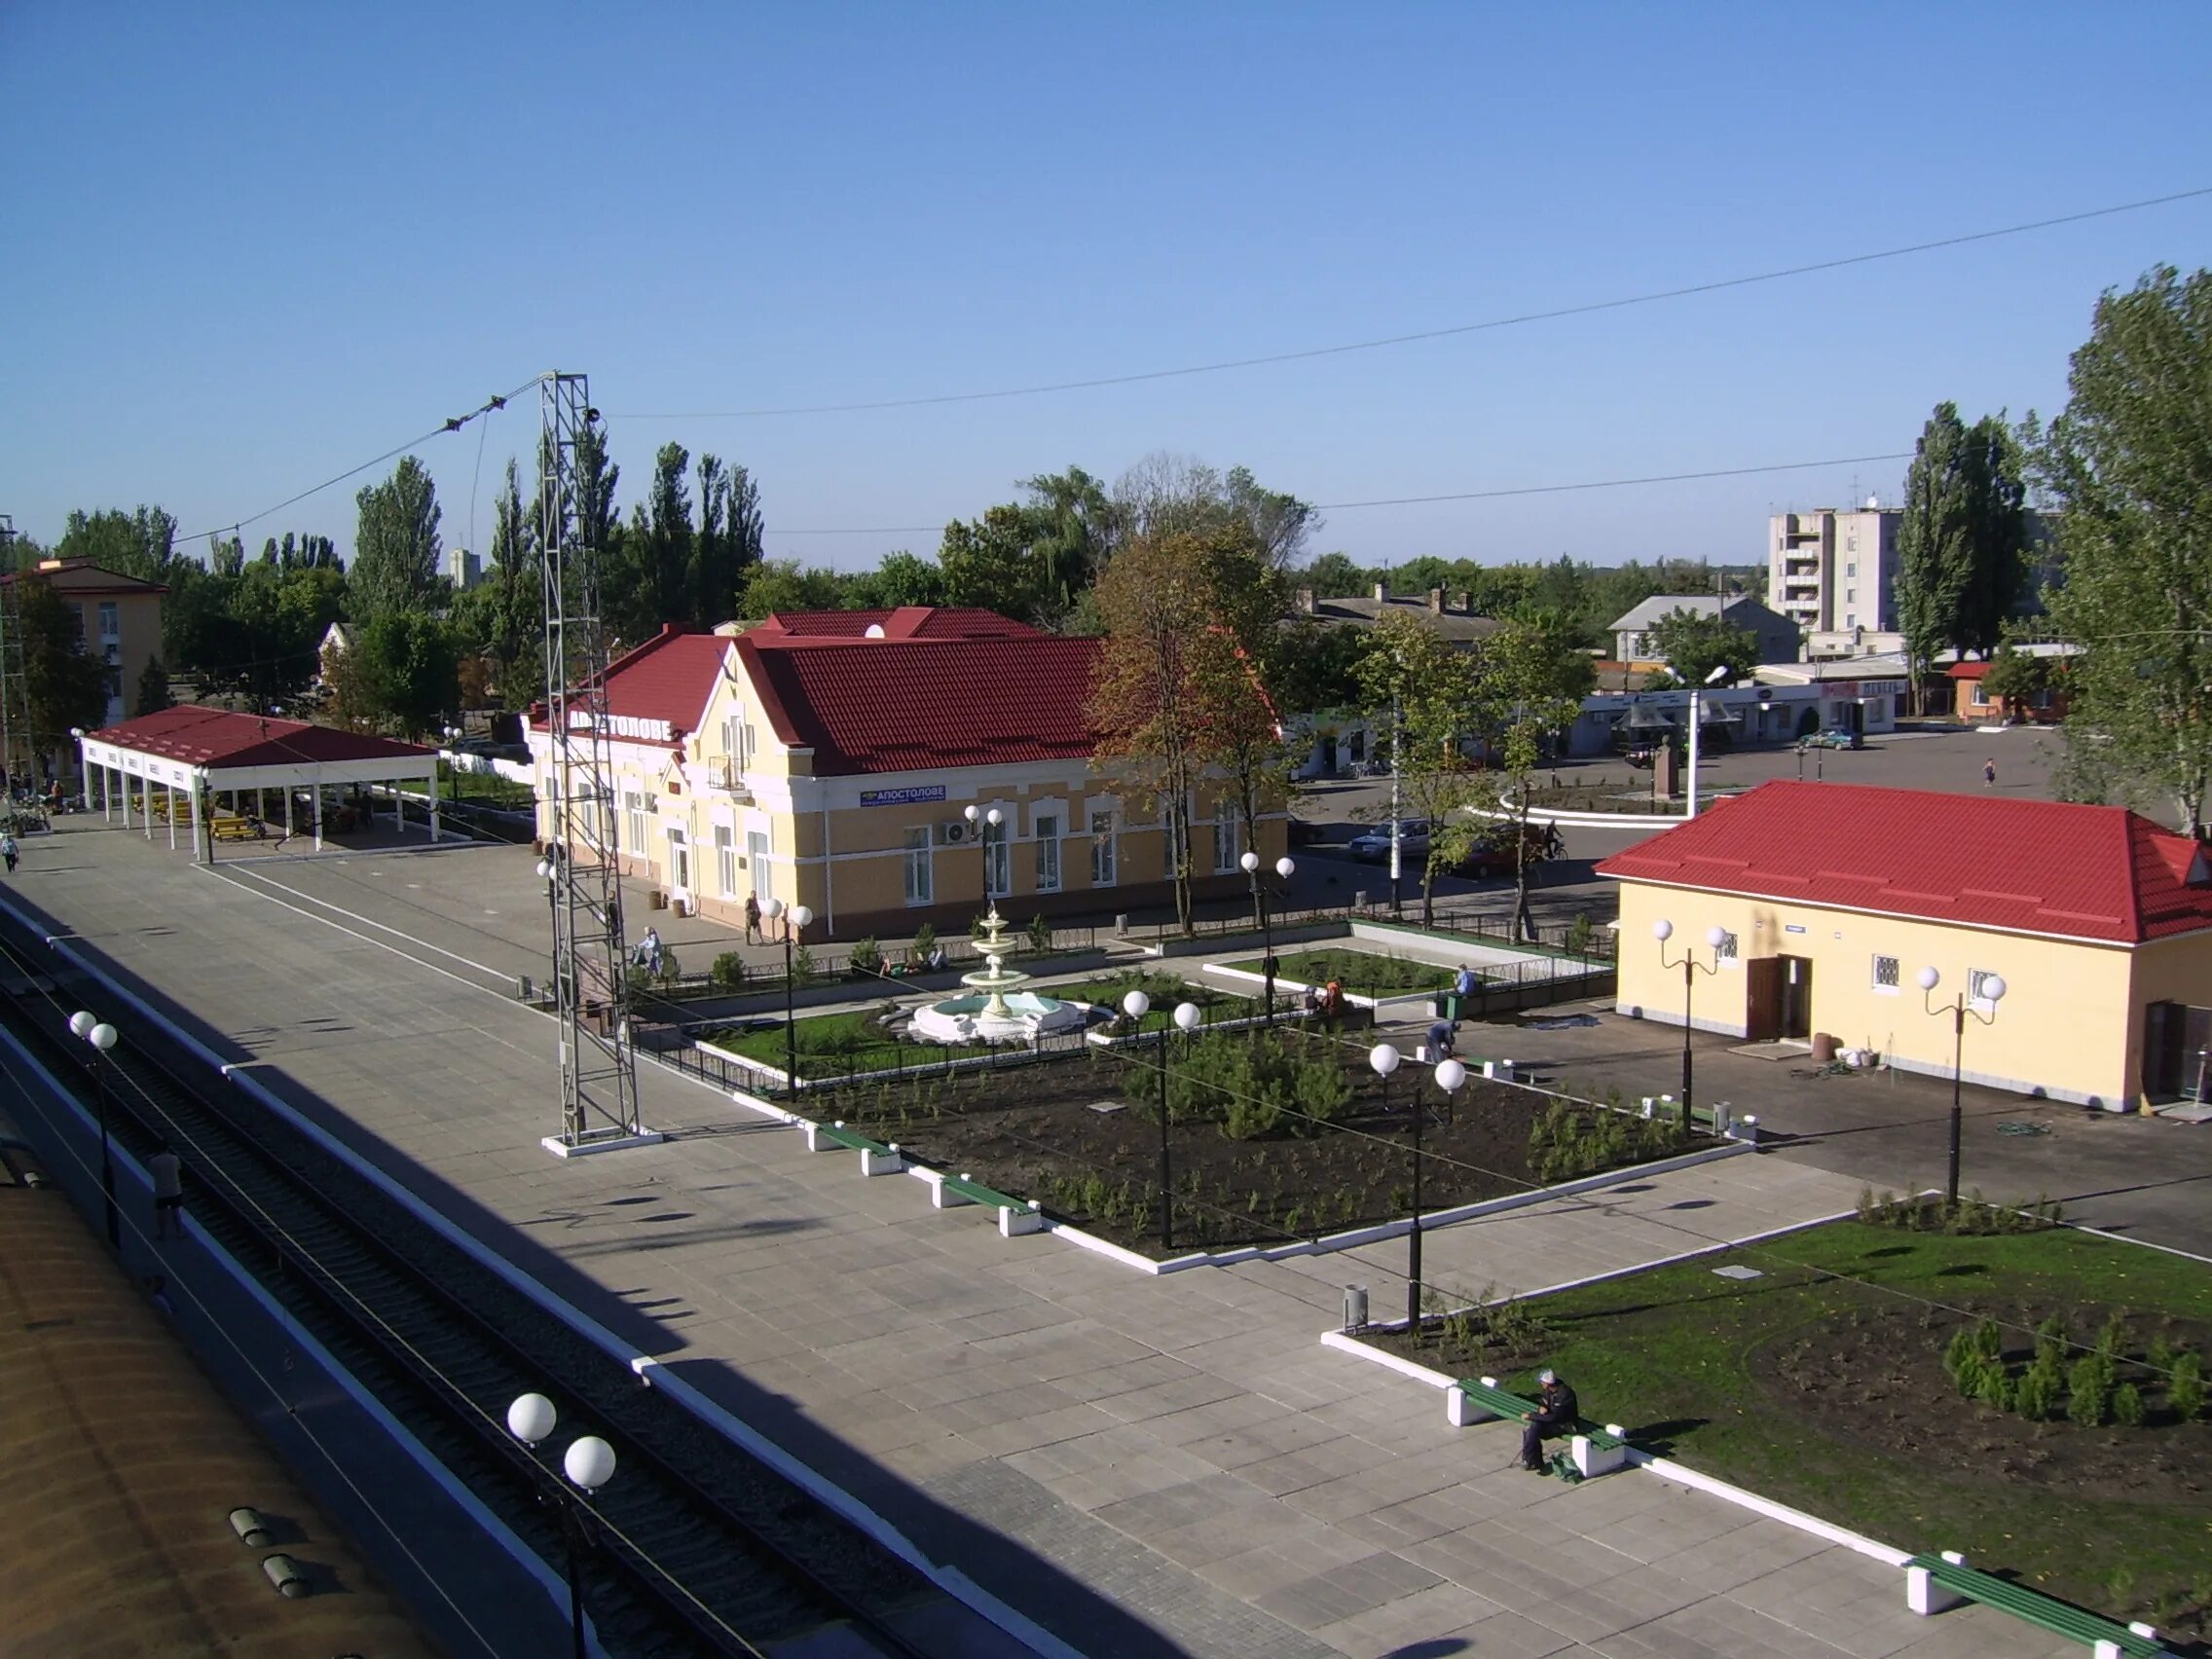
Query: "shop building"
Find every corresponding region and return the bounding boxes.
[1600,781,2212,1108]
[531,608,1285,940]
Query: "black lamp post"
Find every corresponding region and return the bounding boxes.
[506,1393,617,1659]
[1652,917,1727,1131]
[763,897,814,1096]
[1240,851,1296,1021]
[70,1011,121,1246]
[964,803,1004,906]
[1124,991,1198,1250]
[1918,966,2006,1209]
[442,725,462,805]
[534,854,562,1003]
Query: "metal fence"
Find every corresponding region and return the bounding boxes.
[1121,894,1616,963]
[625,924,1104,1008]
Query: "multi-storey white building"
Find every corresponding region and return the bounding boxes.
[1768,501,1902,639]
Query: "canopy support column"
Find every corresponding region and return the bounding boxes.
[190,780,204,866]
[166,784,176,851]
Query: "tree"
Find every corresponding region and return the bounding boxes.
[1898,404,2030,707]
[2034,266,2212,834]
[350,457,443,620]
[1352,609,1484,927]
[1977,644,2051,722]
[1089,525,1276,933]
[734,560,843,618]
[1300,552,1374,598]
[352,612,460,738]
[841,550,945,610]
[1111,454,1317,571]
[133,655,174,718]
[53,506,178,581]
[484,458,539,703]
[18,575,110,756]
[1471,618,1594,940]
[1643,608,1757,689]
[939,504,1059,623]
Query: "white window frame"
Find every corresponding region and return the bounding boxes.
[981,817,1010,898]
[97,600,119,638]
[903,827,933,905]
[1872,953,1900,994]
[747,829,772,903]
[666,826,689,893]
[715,823,737,898]
[1714,930,1739,964]
[1213,811,1244,873]
[1089,809,1118,887]
[623,790,645,855]
[1034,813,1061,892]
[1969,969,2003,1012]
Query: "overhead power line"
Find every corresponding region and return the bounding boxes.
[175,375,547,547]
[762,451,1918,536]
[616,187,2212,421]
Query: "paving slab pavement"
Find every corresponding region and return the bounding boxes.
[0,819,2083,1659]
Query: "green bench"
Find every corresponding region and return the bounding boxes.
[1444,1375,1629,1478]
[799,1119,906,1175]
[1904,1553,2170,1656]
[925,1169,1045,1236]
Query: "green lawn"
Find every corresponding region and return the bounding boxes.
[1225,947,1456,996]
[1395,1220,2212,1635]
[703,973,1246,1078]
[433,761,535,811]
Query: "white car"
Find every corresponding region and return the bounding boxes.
[1346,820,1431,862]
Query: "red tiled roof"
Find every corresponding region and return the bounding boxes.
[0,559,167,595]
[749,607,1040,642]
[527,626,728,744]
[734,635,1103,774]
[91,705,430,769]
[1595,780,2212,944]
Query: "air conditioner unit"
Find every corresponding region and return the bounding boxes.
[938,821,969,845]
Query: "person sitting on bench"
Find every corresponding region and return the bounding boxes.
[1519,1369,1578,1472]
[1318,978,1346,1024]
[1454,963,1478,1001]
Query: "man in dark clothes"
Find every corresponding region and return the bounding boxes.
[1520,1369,1578,1471]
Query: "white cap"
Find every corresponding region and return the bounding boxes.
[1538,1369,1557,1384]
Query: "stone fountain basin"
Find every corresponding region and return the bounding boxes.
[909,991,1088,1046]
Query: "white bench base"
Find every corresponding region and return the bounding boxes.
[1570,1433,1628,1478]
[860,1146,906,1176]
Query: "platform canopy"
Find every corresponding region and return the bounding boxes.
[77,705,440,858]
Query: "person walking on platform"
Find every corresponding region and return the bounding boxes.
[744,892,761,944]
[1,832,18,874]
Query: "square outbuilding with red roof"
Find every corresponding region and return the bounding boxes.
[1598,780,2212,1108]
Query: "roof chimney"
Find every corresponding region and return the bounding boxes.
[1295,587,1316,615]
[1373,581,1388,605]
[1453,591,1470,614]
[1427,587,1445,614]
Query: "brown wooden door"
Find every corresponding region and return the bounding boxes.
[1778,955,1813,1040]
[1746,957,1784,1041]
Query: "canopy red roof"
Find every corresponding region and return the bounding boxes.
[91,705,429,769]
[1596,780,2212,944]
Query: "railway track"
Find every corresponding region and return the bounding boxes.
[0,917,965,1659]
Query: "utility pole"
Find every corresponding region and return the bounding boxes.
[0,515,31,791]
[536,376,654,1157]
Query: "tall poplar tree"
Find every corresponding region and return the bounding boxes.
[2035,265,2212,836]
[350,457,443,620]
[1897,404,2028,708]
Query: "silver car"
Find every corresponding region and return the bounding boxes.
[1346,819,1431,862]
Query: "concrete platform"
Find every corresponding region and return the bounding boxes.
[0,819,2081,1658]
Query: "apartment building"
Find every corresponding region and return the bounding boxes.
[1767,502,1903,637]
[0,557,169,727]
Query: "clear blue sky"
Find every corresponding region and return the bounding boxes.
[5,2,2208,574]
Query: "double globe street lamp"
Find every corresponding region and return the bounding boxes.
[1238,851,1297,1020]
[1123,989,1199,1250]
[505,1392,618,1659]
[963,804,1004,903]
[762,897,814,1096]
[69,1010,121,1246]
[1370,1043,1466,1331]
[533,853,562,1004]
[1652,918,1728,1130]
[1918,966,2006,1210]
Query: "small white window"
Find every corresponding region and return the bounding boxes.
[903,827,932,904]
[1213,813,1244,872]
[1845,562,1857,578]
[1034,814,1061,892]
[1845,588,1857,604]
[1872,954,1899,992]
[1969,969,2003,1009]
[715,824,737,897]
[1714,931,1739,962]
[1089,810,1118,887]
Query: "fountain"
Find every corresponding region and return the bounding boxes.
[907,905,1087,1045]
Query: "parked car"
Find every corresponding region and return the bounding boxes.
[1623,745,1659,769]
[1803,727,1863,751]
[1457,823,1565,878]
[1346,819,1431,862]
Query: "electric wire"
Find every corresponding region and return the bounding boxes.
[173,375,545,547]
[760,451,1921,536]
[615,187,2212,421]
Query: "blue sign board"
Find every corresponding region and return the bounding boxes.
[859,785,948,808]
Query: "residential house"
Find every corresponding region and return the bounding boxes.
[1608,593,1800,669]
[0,557,168,729]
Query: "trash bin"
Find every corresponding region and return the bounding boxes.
[1811,1032,1839,1063]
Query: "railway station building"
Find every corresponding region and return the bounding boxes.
[530,608,1287,940]
[1600,780,2212,1108]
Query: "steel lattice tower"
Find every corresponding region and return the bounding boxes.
[0,516,32,792]
[536,376,649,1153]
